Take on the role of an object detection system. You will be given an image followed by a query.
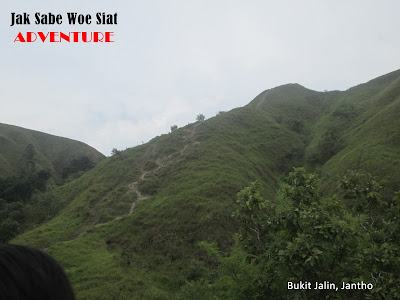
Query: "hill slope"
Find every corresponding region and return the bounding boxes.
[0,123,105,179]
[12,69,400,299]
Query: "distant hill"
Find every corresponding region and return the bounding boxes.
[12,69,400,299]
[0,123,105,179]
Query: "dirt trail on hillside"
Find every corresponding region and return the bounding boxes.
[127,122,201,213]
[126,122,200,213]
[63,123,202,242]
[127,163,158,214]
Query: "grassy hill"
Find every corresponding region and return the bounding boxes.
[11,69,400,299]
[0,123,105,179]
[305,69,400,193]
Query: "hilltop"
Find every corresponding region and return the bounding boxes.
[0,123,105,179]
[11,69,400,299]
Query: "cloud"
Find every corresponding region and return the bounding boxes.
[1,1,400,155]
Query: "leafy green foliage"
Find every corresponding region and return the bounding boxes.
[332,101,359,120]
[313,128,344,164]
[0,170,51,241]
[25,188,62,224]
[196,114,205,122]
[62,156,95,179]
[0,200,23,242]
[177,241,260,300]
[0,170,50,203]
[229,168,400,299]
[180,169,400,299]
[23,144,37,173]
[111,148,122,156]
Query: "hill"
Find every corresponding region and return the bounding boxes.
[0,123,105,180]
[11,70,400,299]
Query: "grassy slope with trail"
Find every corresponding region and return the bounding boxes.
[12,69,400,299]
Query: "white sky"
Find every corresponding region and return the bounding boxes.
[1,1,400,155]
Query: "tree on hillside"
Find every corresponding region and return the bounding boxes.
[180,169,400,298]
[0,169,51,242]
[170,125,178,132]
[317,129,343,163]
[62,156,95,179]
[23,144,36,173]
[0,170,50,204]
[0,199,22,242]
[111,148,121,156]
[196,114,205,122]
[231,168,400,298]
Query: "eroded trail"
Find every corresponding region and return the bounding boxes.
[127,164,157,214]
[127,122,200,214]
[64,122,202,241]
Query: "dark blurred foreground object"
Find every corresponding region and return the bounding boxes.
[0,244,75,300]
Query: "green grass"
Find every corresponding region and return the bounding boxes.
[0,123,104,179]
[11,69,400,299]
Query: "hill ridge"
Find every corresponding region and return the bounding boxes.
[9,69,400,299]
[0,122,105,179]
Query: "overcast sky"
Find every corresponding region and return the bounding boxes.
[1,1,400,155]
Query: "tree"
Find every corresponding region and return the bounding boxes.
[170,124,178,132]
[23,144,37,173]
[36,188,60,220]
[178,169,400,298]
[111,148,121,156]
[0,170,50,203]
[196,114,205,122]
[0,199,23,242]
[0,218,19,242]
[62,156,95,179]
[316,128,343,163]
[231,168,400,298]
